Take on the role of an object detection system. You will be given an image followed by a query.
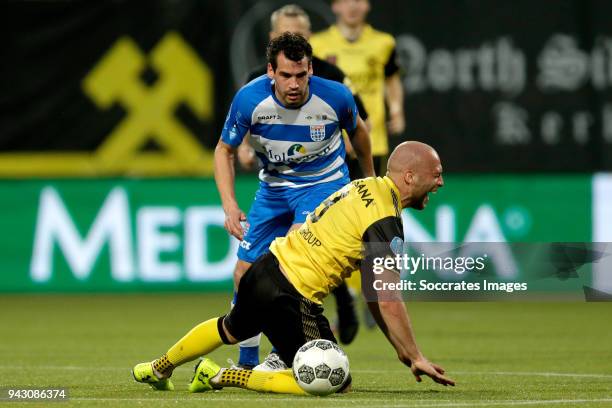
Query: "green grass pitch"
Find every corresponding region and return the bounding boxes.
[1,293,611,407]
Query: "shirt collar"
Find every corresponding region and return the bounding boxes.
[331,24,372,44]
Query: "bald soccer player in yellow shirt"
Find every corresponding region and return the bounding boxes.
[310,0,405,177]
[132,142,454,394]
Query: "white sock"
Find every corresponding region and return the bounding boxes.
[239,333,261,348]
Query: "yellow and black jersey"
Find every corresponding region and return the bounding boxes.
[270,176,403,304]
[310,25,400,156]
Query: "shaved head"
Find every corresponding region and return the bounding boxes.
[387,141,444,209]
[387,141,439,176]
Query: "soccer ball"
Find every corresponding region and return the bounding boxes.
[292,339,350,396]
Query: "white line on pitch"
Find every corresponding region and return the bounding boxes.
[355,369,612,379]
[353,399,612,408]
[456,371,612,379]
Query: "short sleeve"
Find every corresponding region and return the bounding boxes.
[384,46,400,78]
[362,216,404,268]
[353,93,368,121]
[362,216,404,247]
[360,216,404,295]
[338,85,358,135]
[220,91,252,147]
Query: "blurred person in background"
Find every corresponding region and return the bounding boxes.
[310,0,405,327]
[310,0,405,178]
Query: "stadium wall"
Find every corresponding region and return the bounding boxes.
[0,175,609,293]
[3,0,612,175]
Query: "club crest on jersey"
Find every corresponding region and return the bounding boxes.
[310,125,325,141]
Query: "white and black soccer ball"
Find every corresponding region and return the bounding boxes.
[292,339,350,396]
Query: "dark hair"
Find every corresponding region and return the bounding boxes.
[266,32,312,71]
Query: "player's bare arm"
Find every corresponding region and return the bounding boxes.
[367,268,455,386]
[214,140,247,240]
[350,115,376,177]
[237,133,256,170]
[385,73,405,135]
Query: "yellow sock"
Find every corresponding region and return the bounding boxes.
[215,368,306,395]
[248,370,306,395]
[153,317,225,376]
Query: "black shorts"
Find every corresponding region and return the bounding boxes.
[224,252,337,366]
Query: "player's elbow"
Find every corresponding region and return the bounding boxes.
[215,141,234,159]
[378,301,403,317]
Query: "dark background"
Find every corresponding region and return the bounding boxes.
[3,0,612,173]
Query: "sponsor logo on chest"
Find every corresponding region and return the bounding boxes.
[257,114,282,121]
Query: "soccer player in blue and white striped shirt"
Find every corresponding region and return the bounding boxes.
[214,32,374,369]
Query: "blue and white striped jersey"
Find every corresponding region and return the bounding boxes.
[220,75,358,188]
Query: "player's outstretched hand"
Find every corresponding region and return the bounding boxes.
[224,207,248,241]
[410,358,455,386]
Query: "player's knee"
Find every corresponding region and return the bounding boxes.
[221,319,239,344]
